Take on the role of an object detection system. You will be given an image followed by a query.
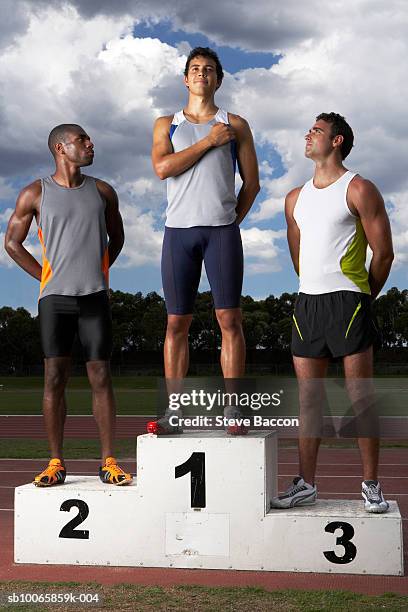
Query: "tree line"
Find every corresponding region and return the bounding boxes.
[0,287,407,372]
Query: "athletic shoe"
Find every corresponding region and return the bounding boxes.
[146,416,183,435]
[362,480,389,513]
[224,406,249,436]
[33,458,66,487]
[270,476,317,509]
[99,457,133,486]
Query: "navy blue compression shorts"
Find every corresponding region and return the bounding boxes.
[161,223,243,315]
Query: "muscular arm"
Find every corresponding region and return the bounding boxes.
[348,176,394,299]
[285,187,302,276]
[151,115,235,180]
[230,115,260,224]
[97,180,124,266]
[4,181,42,280]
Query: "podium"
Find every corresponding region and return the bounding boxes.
[14,432,403,575]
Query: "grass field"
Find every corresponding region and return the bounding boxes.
[0,438,137,459]
[0,376,407,417]
[0,582,407,611]
[1,438,406,460]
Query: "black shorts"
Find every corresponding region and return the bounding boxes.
[291,291,378,359]
[39,291,112,361]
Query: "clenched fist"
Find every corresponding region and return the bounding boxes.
[206,122,235,147]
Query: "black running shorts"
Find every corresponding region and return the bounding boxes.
[291,291,378,359]
[39,291,112,361]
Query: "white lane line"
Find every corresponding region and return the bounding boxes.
[0,471,97,475]
[320,492,408,496]
[0,457,135,465]
[0,414,153,417]
[0,482,408,499]
[279,475,408,479]
[278,462,408,466]
[0,508,12,511]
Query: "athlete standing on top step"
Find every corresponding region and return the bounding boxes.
[150,47,260,434]
[271,113,394,513]
[5,124,132,487]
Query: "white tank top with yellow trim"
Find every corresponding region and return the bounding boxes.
[293,170,370,295]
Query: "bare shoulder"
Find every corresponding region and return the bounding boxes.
[154,115,173,131]
[286,185,303,205]
[228,113,250,131]
[95,178,117,201]
[17,179,42,210]
[19,179,42,198]
[349,174,381,199]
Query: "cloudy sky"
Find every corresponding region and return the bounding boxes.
[0,0,407,312]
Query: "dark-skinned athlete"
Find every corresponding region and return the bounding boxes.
[5,124,132,486]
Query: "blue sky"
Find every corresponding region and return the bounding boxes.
[0,2,406,312]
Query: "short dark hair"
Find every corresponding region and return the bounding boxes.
[184,47,224,83]
[316,112,354,159]
[48,124,83,157]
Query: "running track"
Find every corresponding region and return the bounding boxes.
[0,417,407,595]
[0,415,407,438]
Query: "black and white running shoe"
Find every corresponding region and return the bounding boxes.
[361,480,389,513]
[270,476,317,509]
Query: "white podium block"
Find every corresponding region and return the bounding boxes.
[14,478,141,566]
[264,500,403,575]
[14,431,403,575]
[130,431,278,570]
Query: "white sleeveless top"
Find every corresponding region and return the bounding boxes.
[165,108,237,228]
[293,171,370,295]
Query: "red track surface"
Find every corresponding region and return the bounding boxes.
[0,417,407,595]
[1,415,407,438]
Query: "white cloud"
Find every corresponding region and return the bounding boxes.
[0,181,16,203]
[64,0,326,52]
[0,5,185,270]
[0,208,14,225]
[387,191,408,267]
[1,0,408,282]
[241,227,286,274]
[225,6,408,268]
[118,206,163,267]
[0,233,13,267]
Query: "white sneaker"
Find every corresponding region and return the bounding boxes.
[361,480,389,513]
[271,477,317,509]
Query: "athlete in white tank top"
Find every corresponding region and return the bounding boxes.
[294,169,370,295]
[272,113,394,513]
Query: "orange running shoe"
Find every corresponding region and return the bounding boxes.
[99,457,133,486]
[33,458,66,487]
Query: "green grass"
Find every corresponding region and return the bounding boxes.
[0,389,156,415]
[0,376,157,389]
[0,438,406,460]
[0,438,136,459]
[0,582,407,611]
[0,376,157,415]
[1,376,408,417]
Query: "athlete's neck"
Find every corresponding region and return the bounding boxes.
[52,166,84,188]
[313,159,348,189]
[184,95,218,124]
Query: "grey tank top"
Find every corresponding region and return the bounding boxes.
[38,175,109,299]
[166,108,237,227]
